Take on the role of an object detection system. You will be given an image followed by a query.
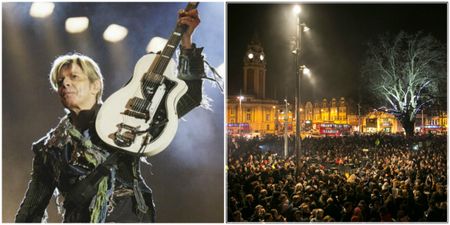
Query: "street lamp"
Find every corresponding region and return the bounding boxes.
[284,99,289,159]
[299,65,312,121]
[272,105,277,135]
[302,65,311,78]
[238,95,244,136]
[292,4,308,173]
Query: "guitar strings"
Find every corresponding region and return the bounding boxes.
[137,3,197,114]
[134,24,184,115]
[138,3,196,114]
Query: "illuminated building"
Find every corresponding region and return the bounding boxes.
[227,36,286,137]
[415,107,447,134]
[301,97,351,136]
[362,111,402,133]
[227,39,447,137]
[227,97,285,136]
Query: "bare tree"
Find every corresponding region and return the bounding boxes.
[362,31,446,136]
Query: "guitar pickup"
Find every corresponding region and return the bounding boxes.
[122,109,149,121]
[126,97,149,113]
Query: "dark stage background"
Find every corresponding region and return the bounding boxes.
[2,2,224,222]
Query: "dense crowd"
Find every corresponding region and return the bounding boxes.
[227,134,447,222]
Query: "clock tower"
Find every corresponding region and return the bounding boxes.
[243,34,266,99]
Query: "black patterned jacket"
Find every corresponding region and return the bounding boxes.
[15,46,205,223]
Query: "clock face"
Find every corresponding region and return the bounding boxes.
[260,54,264,61]
[248,53,254,59]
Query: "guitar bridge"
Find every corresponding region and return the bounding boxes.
[113,123,140,147]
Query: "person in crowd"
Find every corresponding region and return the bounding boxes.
[228,134,446,222]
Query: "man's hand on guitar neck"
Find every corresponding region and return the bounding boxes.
[178,9,200,49]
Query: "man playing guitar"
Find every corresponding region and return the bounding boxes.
[16,6,204,223]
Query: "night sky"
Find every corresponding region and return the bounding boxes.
[228,3,447,103]
[3,2,224,222]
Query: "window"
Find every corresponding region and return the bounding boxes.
[267,124,270,130]
[266,114,270,121]
[246,113,251,121]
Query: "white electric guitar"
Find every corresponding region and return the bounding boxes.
[96,2,199,156]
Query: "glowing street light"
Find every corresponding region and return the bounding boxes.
[103,24,128,43]
[303,66,311,78]
[65,17,89,33]
[29,2,55,18]
[238,95,244,136]
[293,5,301,15]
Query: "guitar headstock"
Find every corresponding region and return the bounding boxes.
[177,2,200,33]
[185,2,199,11]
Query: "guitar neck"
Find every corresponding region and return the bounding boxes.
[147,2,199,76]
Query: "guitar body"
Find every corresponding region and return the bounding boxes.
[96,54,187,156]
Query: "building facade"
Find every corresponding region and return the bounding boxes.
[227,36,283,137]
[226,38,447,137]
[227,38,355,137]
[362,111,402,133]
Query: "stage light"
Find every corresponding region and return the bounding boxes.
[103,24,128,42]
[146,37,167,53]
[65,17,89,33]
[293,5,301,16]
[29,2,55,18]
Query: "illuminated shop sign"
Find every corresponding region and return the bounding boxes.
[424,125,441,129]
[227,123,250,127]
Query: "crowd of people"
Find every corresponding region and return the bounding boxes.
[227,133,447,222]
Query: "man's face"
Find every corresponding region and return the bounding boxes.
[57,62,99,113]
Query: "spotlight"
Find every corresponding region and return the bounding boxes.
[65,17,89,33]
[293,5,301,16]
[29,2,55,18]
[103,24,128,43]
[146,37,167,53]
